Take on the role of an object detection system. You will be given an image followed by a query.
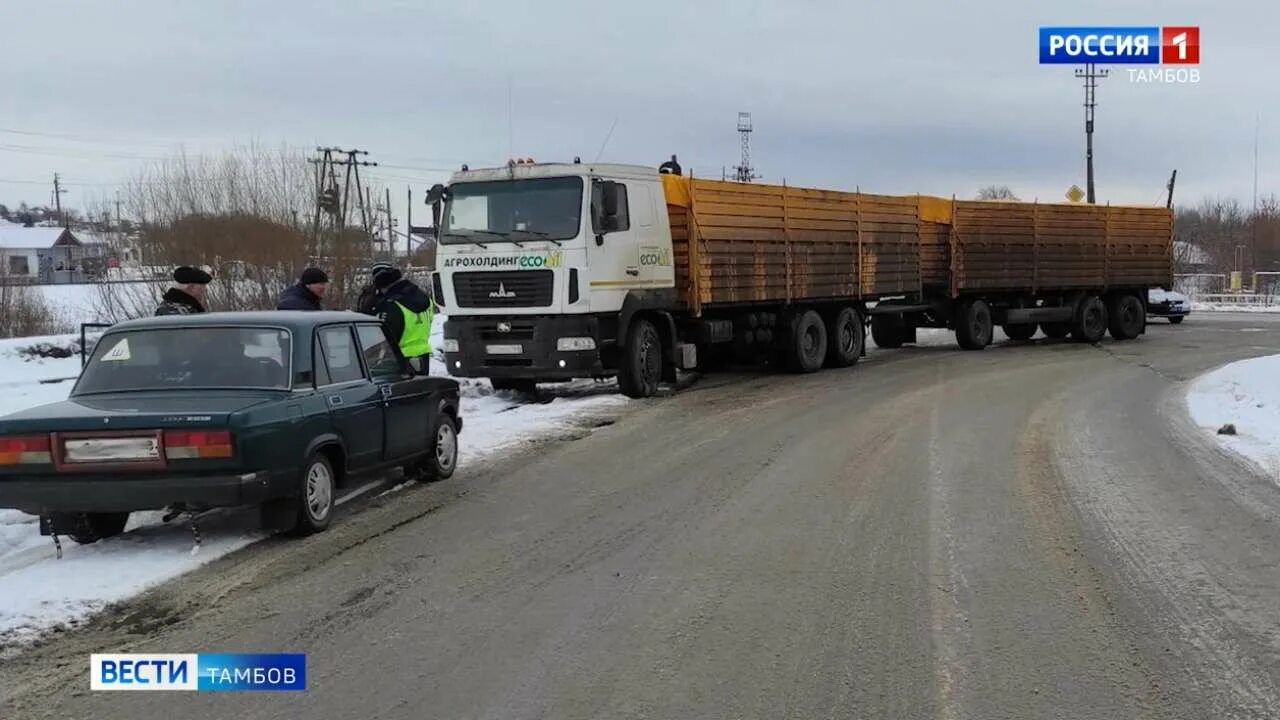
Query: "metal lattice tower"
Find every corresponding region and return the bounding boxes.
[733,112,759,182]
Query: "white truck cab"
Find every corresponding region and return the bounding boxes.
[433,161,682,394]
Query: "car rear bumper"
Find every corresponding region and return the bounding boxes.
[0,469,291,515]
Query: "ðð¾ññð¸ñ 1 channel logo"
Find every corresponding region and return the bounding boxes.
[1038,26,1198,65]
[1039,26,1200,84]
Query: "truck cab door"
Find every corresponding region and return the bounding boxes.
[587,178,642,309]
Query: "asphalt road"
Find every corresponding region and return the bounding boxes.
[4,313,1280,720]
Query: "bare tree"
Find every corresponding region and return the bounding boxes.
[976,186,1020,201]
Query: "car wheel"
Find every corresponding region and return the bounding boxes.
[1107,294,1145,340]
[618,318,662,398]
[50,511,130,545]
[955,299,994,350]
[420,414,459,482]
[1071,295,1108,343]
[824,306,865,368]
[1169,316,1184,324]
[289,453,334,536]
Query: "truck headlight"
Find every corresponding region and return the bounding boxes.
[556,337,596,351]
[442,339,460,353]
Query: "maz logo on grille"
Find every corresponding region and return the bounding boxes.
[488,283,516,299]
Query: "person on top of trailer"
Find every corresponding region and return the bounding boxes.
[658,154,682,176]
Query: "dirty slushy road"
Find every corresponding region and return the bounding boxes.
[4,313,1280,720]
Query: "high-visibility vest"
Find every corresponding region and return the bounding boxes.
[396,301,433,358]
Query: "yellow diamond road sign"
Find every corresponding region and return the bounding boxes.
[1066,185,1085,203]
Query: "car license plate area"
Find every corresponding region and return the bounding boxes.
[52,431,167,472]
[486,344,523,355]
[64,437,160,463]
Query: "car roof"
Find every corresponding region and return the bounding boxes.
[107,311,375,333]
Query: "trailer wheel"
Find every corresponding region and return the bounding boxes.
[1040,322,1070,339]
[824,306,864,368]
[785,309,827,373]
[955,299,994,350]
[1002,323,1037,341]
[618,318,662,398]
[1071,295,1108,343]
[870,315,903,349]
[1107,294,1145,340]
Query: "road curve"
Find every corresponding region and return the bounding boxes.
[3,313,1280,719]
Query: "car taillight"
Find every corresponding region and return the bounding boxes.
[0,435,53,465]
[163,430,234,459]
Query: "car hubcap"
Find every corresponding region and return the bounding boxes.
[306,463,332,521]
[436,423,456,471]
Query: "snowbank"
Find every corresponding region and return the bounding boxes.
[1186,354,1280,480]
[1191,302,1280,313]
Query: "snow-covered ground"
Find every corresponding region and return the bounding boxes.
[0,321,625,647]
[1186,353,1280,481]
[1191,302,1280,313]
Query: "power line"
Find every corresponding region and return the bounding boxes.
[0,127,174,148]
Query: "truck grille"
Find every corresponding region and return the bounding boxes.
[453,271,553,308]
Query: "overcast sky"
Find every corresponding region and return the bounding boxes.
[2,0,1275,223]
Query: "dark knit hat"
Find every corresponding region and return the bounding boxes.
[373,266,402,290]
[300,267,329,285]
[370,261,393,274]
[173,266,211,284]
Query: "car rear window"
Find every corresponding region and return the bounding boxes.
[75,327,292,394]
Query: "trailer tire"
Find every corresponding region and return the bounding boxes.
[618,317,662,398]
[1040,322,1070,339]
[1071,295,1108,343]
[1002,323,1037,341]
[1107,294,1145,340]
[785,309,827,373]
[824,306,864,368]
[955,299,994,350]
[870,315,903,349]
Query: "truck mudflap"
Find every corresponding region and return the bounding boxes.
[444,315,609,381]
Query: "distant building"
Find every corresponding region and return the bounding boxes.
[0,220,111,283]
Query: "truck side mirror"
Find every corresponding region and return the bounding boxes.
[602,182,620,217]
[431,200,442,236]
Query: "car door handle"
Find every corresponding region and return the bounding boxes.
[380,385,393,400]
[328,396,344,407]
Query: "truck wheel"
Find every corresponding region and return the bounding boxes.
[618,318,662,398]
[416,414,458,482]
[1169,316,1184,324]
[1002,323,1037,341]
[288,452,334,536]
[824,306,864,368]
[1107,294,1145,340]
[491,378,537,395]
[1040,322,1070,339]
[1071,295,1108,343]
[786,309,827,373]
[49,511,130,545]
[955,299,994,350]
[870,315,903,349]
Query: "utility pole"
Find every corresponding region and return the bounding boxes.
[52,173,68,227]
[307,147,379,256]
[385,187,394,250]
[406,187,412,260]
[1075,64,1108,204]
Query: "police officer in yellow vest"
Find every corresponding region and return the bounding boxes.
[372,267,435,374]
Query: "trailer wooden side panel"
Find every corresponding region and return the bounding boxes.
[662,176,921,314]
[950,200,1172,294]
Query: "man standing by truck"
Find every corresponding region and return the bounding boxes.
[155,266,210,316]
[372,266,435,374]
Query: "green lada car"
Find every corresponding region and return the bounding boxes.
[0,311,461,543]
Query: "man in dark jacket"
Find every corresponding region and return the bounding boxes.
[155,266,211,315]
[355,261,393,315]
[277,267,329,311]
[372,267,435,374]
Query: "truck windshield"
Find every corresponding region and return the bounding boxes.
[441,177,583,244]
[74,327,292,394]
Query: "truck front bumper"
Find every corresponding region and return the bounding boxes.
[443,315,609,380]
[0,469,289,515]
